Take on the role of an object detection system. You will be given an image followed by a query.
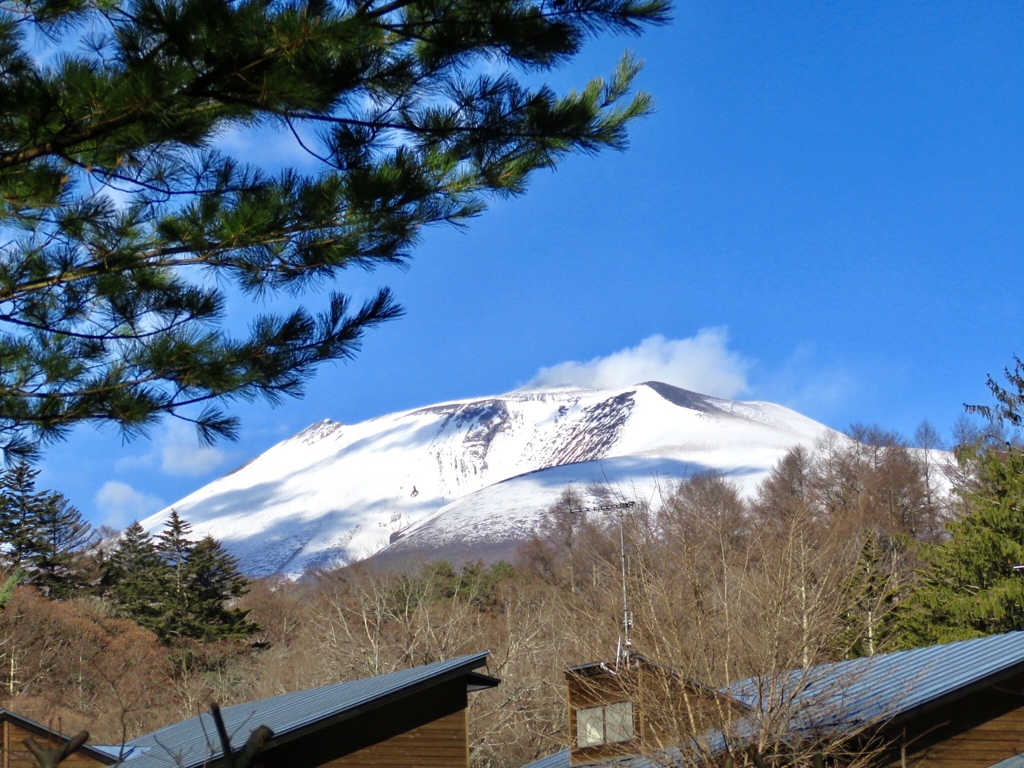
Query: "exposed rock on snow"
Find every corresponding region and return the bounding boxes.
[141,382,833,577]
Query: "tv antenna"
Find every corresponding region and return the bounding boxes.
[575,499,637,669]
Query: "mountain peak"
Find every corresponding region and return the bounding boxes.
[636,381,727,412]
[140,384,831,578]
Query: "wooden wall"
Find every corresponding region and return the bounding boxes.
[1,721,107,768]
[565,662,747,765]
[565,667,643,765]
[562,663,1024,768]
[880,671,1024,768]
[255,679,469,768]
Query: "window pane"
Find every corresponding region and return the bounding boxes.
[577,706,604,747]
[605,701,634,743]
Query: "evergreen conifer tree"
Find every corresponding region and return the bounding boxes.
[836,529,907,657]
[897,448,1024,646]
[105,521,164,629]
[0,462,94,594]
[0,462,49,570]
[187,536,259,641]
[31,492,94,597]
[0,0,668,460]
[154,510,196,641]
[110,512,258,643]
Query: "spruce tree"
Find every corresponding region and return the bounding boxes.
[154,510,196,641]
[32,492,94,597]
[0,462,94,594]
[187,536,259,641]
[835,529,907,657]
[897,448,1024,647]
[0,462,48,570]
[0,0,668,460]
[111,512,258,643]
[105,521,164,630]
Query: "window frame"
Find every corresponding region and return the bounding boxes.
[604,700,635,743]
[575,700,635,748]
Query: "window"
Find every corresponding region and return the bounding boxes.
[575,701,634,748]
[605,701,634,743]
[577,706,604,747]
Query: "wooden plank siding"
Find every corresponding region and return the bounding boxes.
[565,663,746,766]
[566,666,644,765]
[565,662,1024,768]
[254,679,470,768]
[1,722,106,768]
[879,671,1024,768]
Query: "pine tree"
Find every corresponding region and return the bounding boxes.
[896,447,1024,647]
[105,521,165,630]
[0,0,667,460]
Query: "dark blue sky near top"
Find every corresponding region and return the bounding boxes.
[40,2,1024,527]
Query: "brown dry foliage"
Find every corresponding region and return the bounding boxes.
[0,425,956,767]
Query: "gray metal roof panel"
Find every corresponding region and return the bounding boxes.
[519,749,570,768]
[119,651,491,768]
[988,752,1024,768]
[728,632,1024,730]
[523,635,1024,768]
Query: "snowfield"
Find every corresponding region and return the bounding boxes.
[141,382,834,577]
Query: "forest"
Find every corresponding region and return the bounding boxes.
[0,419,1020,767]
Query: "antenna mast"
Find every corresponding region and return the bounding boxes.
[576,499,636,668]
[618,504,633,666]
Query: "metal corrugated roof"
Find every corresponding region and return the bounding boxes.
[519,749,571,768]
[729,631,1024,729]
[529,750,666,768]
[119,651,492,768]
[990,754,1024,768]
[518,634,1024,768]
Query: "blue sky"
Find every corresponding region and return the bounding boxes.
[39,1,1024,529]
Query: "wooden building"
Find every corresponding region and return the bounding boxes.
[0,710,115,768]
[523,632,1024,768]
[116,651,497,768]
[565,654,749,765]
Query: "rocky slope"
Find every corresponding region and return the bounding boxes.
[140,382,833,577]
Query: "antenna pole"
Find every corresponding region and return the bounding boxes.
[619,507,632,663]
[576,499,636,667]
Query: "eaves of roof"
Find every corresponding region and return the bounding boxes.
[882,637,1024,727]
[533,634,1024,768]
[0,709,118,765]
[518,749,570,768]
[567,653,751,713]
[728,632,1024,730]
[120,651,495,768]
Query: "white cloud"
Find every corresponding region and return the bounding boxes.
[113,420,230,478]
[214,123,319,170]
[529,329,752,399]
[758,346,858,416]
[159,420,229,477]
[113,451,156,472]
[95,481,164,530]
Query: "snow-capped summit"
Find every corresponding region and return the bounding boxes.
[140,382,834,578]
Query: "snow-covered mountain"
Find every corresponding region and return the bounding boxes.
[140,382,834,578]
